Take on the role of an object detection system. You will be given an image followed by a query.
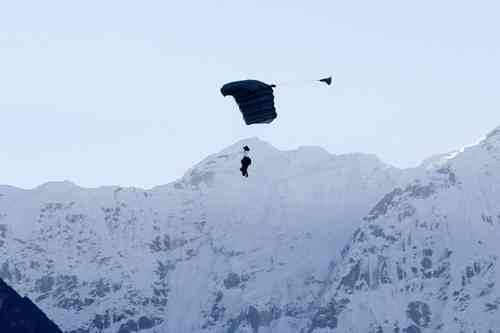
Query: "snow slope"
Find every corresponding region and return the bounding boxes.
[311,126,500,333]
[0,128,499,332]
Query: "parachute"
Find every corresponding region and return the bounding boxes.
[221,80,277,125]
[221,77,332,125]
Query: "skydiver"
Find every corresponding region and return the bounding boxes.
[240,145,252,177]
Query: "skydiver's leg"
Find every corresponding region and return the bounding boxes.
[241,163,248,177]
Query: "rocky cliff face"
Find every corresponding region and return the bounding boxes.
[309,126,500,333]
[0,278,62,333]
[0,128,499,333]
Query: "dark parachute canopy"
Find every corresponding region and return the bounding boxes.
[221,80,277,125]
[221,77,332,125]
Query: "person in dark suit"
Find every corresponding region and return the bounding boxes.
[240,146,252,177]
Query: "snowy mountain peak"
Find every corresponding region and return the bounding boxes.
[419,124,500,172]
[486,124,500,139]
[178,139,396,191]
[1,126,500,332]
[34,180,79,192]
[220,137,280,155]
[420,152,457,170]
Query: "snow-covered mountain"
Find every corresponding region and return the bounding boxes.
[0,127,499,333]
[310,126,500,333]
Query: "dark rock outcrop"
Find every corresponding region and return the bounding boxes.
[0,278,62,333]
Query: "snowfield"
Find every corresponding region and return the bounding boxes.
[1,127,499,333]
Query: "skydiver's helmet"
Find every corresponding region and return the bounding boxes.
[243,145,250,152]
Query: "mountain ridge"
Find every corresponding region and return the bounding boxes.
[1,125,499,332]
[4,124,499,191]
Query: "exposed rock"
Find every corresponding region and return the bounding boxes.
[0,278,62,333]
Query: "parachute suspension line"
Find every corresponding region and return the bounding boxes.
[270,76,333,88]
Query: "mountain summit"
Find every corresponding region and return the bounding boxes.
[0,126,499,332]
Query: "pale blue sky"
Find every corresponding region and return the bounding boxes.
[1,1,499,188]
